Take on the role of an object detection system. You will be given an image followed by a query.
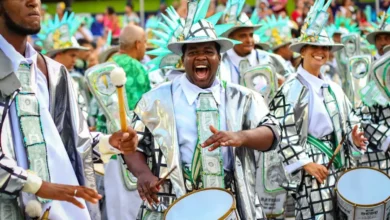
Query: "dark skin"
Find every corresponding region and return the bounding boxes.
[0,0,102,208]
[375,33,390,56]
[274,43,293,61]
[116,42,276,205]
[228,27,255,57]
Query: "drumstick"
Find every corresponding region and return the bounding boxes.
[155,165,177,187]
[110,67,128,132]
[326,135,347,170]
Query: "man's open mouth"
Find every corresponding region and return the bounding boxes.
[195,65,210,80]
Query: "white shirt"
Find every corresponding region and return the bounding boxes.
[284,65,334,173]
[173,74,233,171]
[0,35,90,219]
[226,49,259,84]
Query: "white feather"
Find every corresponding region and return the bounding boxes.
[110,67,127,86]
[25,200,42,218]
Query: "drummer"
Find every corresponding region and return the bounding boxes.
[115,8,281,220]
[267,1,367,219]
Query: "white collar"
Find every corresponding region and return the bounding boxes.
[0,35,37,72]
[297,65,328,96]
[179,74,222,106]
[226,48,257,68]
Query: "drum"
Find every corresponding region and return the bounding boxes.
[335,167,390,220]
[164,188,238,220]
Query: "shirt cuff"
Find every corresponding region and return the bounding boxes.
[284,158,312,174]
[22,172,43,194]
[98,135,121,164]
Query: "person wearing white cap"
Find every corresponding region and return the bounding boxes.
[366,7,390,60]
[0,0,144,219]
[112,0,281,219]
[268,0,367,219]
[218,0,290,90]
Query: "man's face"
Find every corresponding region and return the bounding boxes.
[182,42,221,89]
[275,44,293,61]
[333,33,342,43]
[78,43,93,60]
[0,0,41,35]
[136,31,147,61]
[375,33,390,56]
[229,27,255,57]
[55,49,79,70]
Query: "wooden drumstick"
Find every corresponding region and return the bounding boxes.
[155,165,177,187]
[327,135,347,169]
[110,67,128,132]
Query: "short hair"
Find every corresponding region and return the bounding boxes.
[119,25,144,51]
[77,38,91,47]
[107,6,115,15]
[181,42,221,55]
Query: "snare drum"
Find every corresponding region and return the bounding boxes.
[335,167,390,220]
[164,188,239,220]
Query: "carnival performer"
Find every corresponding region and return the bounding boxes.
[0,0,130,219]
[93,24,151,220]
[114,1,282,219]
[353,53,390,176]
[256,14,296,76]
[218,0,292,85]
[35,11,92,124]
[366,7,390,60]
[268,0,367,219]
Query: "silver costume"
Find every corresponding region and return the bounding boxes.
[130,78,281,220]
[0,50,99,219]
[219,49,294,83]
[268,72,363,220]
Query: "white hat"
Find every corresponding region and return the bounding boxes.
[220,0,261,37]
[366,8,390,44]
[289,0,344,53]
[168,19,234,55]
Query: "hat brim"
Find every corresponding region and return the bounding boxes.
[289,42,344,53]
[98,46,119,63]
[221,24,262,38]
[384,45,390,54]
[255,42,271,51]
[47,46,90,57]
[272,41,292,51]
[168,38,234,55]
[366,31,390,44]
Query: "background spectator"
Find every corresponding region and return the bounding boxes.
[104,6,121,38]
[123,2,140,26]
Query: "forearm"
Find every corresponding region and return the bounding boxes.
[239,126,275,151]
[123,152,152,178]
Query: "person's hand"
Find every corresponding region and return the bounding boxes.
[35,181,102,209]
[352,125,367,150]
[201,125,244,151]
[137,172,160,205]
[109,126,138,155]
[303,162,329,184]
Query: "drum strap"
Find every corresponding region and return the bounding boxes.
[184,93,225,189]
[307,135,342,168]
[322,85,344,167]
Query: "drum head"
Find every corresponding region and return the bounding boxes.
[165,188,234,220]
[337,168,390,205]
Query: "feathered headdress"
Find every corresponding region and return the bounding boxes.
[255,14,292,51]
[35,12,89,56]
[366,7,390,44]
[289,0,343,53]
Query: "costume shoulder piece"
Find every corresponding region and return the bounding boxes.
[278,75,309,106]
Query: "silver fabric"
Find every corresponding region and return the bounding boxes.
[354,105,390,175]
[219,49,293,83]
[348,55,372,108]
[269,74,363,219]
[133,78,281,220]
[0,49,100,219]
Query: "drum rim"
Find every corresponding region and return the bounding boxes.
[163,187,237,220]
[335,166,390,207]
